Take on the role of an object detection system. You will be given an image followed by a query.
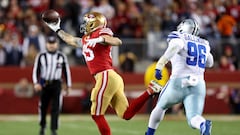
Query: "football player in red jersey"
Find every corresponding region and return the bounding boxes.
[44,11,162,135]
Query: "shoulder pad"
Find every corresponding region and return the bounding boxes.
[99,28,113,36]
[167,31,180,42]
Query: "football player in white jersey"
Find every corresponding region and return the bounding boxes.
[145,19,214,135]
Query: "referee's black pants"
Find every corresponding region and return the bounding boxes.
[39,81,61,130]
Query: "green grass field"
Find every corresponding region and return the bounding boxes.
[0,114,239,135]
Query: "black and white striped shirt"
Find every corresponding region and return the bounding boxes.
[32,51,72,87]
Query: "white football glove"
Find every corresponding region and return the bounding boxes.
[85,36,104,47]
[44,18,61,32]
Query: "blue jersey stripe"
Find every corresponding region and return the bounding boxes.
[167,33,180,42]
[168,33,179,38]
[168,35,179,39]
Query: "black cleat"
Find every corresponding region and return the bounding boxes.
[51,130,57,135]
[39,128,45,135]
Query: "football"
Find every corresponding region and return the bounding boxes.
[41,9,60,24]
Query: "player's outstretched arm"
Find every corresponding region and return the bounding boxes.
[85,35,122,47]
[101,35,122,46]
[57,30,82,48]
[44,18,82,48]
[85,28,122,47]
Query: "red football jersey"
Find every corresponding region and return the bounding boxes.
[82,28,114,75]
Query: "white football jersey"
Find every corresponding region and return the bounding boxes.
[167,31,211,79]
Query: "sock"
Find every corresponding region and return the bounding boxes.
[92,115,111,135]
[148,106,166,129]
[190,115,205,129]
[146,127,155,135]
[123,91,150,120]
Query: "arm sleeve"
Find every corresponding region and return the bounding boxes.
[62,54,72,87]
[156,38,184,70]
[32,54,41,84]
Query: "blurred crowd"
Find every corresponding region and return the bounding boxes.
[0,0,240,71]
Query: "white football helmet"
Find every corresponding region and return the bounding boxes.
[177,19,199,36]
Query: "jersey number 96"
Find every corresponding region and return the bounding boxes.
[186,42,206,68]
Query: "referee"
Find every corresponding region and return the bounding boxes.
[32,35,72,135]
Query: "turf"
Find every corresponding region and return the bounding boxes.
[0,114,239,135]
